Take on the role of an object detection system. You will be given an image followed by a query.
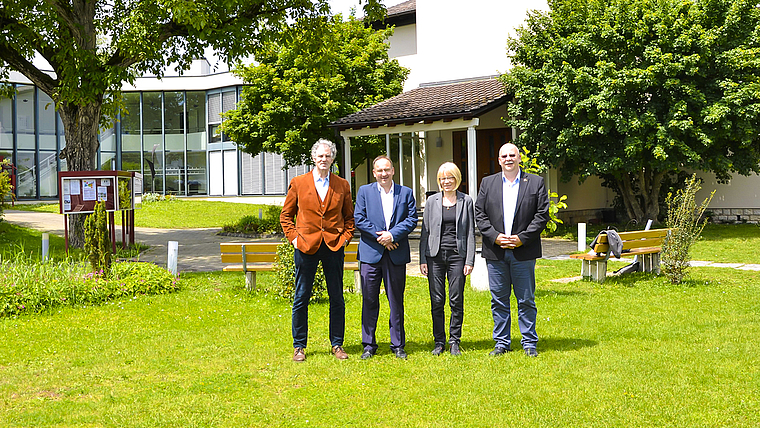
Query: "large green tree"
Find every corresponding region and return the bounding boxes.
[222,15,408,168]
[502,0,760,223]
[0,0,383,245]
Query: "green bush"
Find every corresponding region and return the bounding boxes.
[222,205,283,235]
[520,147,568,233]
[0,257,179,317]
[142,193,176,203]
[0,159,13,219]
[661,174,715,284]
[84,201,112,276]
[270,239,326,302]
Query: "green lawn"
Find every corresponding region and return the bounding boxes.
[1,260,758,427]
[6,200,271,229]
[555,222,760,264]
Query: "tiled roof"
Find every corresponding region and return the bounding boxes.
[330,77,509,130]
[387,0,416,17]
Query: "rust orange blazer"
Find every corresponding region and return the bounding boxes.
[280,171,355,255]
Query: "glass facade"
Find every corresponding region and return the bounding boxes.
[0,82,307,199]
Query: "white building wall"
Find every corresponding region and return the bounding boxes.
[401,0,548,90]
[387,23,417,58]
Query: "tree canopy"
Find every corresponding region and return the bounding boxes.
[222,15,408,168]
[0,0,384,245]
[502,0,760,222]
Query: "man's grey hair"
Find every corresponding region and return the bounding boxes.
[311,139,337,159]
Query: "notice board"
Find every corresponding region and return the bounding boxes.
[58,171,137,214]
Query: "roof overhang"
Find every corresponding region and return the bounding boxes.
[338,117,480,138]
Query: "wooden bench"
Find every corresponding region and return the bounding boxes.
[220,241,360,292]
[569,229,671,282]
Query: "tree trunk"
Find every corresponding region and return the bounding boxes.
[58,101,103,248]
[615,169,666,225]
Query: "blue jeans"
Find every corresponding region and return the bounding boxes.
[292,242,345,349]
[486,250,538,350]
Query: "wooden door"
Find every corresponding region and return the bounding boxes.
[453,128,511,192]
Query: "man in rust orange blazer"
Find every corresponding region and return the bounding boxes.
[280,139,355,362]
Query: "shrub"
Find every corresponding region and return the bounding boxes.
[661,174,715,284]
[520,147,568,233]
[0,257,180,317]
[0,159,13,220]
[270,239,326,302]
[84,201,112,276]
[142,193,175,203]
[222,205,283,235]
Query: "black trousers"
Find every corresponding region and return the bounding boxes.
[427,249,465,345]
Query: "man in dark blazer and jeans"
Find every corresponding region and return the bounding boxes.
[475,143,549,357]
[354,155,418,359]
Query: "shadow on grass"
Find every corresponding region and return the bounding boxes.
[459,337,597,353]
[536,288,589,298]
[539,335,597,352]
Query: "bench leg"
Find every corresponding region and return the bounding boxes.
[581,260,607,282]
[641,253,661,274]
[354,270,362,294]
[583,260,607,283]
[245,271,257,292]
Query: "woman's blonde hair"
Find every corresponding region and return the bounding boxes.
[436,162,462,191]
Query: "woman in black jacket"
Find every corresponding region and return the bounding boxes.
[419,162,476,356]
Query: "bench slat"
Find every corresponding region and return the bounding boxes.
[593,238,666,254]
[221,253,278,263]
[593,229,671,244]
[570,246,663,261]
[220,242,281,253]
[223,262,360,272]
[223,264,275,272]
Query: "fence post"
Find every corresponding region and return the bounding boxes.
[167,241,178,276]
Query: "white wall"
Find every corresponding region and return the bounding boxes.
[695,171,760,209]
[387,23,417,58]
[400,0,548,90]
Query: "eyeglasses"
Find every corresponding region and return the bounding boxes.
[499,153,518,159]
[439,176,456,182]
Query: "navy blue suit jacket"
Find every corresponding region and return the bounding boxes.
[354,183,418,265]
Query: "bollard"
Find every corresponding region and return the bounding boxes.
[167,241,179,276]
[42,233,50,262]
[578,223,587,252]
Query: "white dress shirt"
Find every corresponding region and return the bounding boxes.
[313,169,329,202]
[378,181,394,230]
[502,170,521,235]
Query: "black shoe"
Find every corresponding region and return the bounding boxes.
[431,343,444,356]
[361,349,374,360]
[394,348,408,359]
[450,342,461,356]
[489,346,509,356]
[525,348,538,357]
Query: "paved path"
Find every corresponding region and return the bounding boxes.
[3,210,252,272]
[5,210,758,274]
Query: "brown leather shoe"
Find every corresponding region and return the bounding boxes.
[293,347,306,362]
[332,345,349,360]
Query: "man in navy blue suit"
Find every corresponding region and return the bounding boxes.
[354,155,418,359]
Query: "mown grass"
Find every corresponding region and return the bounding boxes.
[7,200,271,229]
[553,222,760,264]
[12,201,759,263]
[0,221,69,261]
[0,221,144,261]
[1,259,758,427]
